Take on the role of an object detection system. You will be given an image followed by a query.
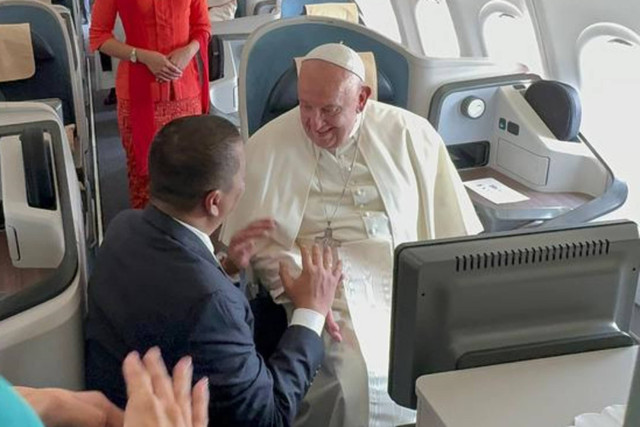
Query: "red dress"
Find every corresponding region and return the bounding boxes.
[90,0,210,208]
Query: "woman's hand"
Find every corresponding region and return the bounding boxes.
[138,50,183,82]
[167,42,199,72]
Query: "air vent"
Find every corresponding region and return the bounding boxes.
[455,239,610,272]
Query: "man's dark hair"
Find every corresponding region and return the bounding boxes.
[149,115,241,212]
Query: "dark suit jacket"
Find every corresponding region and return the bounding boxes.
[85,206,324,426]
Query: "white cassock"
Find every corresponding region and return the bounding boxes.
[221,100,483,427]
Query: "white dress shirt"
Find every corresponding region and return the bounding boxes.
[172,217,325,336]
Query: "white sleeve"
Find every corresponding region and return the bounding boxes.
[290,308,325,336]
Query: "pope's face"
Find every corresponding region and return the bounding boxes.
[298,60,369,151]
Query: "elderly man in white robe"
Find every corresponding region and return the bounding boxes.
[221,43,483,427]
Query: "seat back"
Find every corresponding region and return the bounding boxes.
[241,17,410,138]
[261,60,396,126]
[281,0,353,18]
[0,2,76,126]
[236,0,247,16]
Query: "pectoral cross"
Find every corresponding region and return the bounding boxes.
[315,225,341,249]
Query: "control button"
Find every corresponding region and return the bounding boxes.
[507,121,520,136]
[499,118,506,130]
[460,96,486,119]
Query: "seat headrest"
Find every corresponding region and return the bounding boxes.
[261,62,395,127]
[303,3,360,23]
[524,80,582,141]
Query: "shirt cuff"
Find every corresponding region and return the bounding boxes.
[290,308,325,337]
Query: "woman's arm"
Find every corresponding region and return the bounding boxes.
[89,0,182,82]
[88,0,117,53]
[167,0,211,70]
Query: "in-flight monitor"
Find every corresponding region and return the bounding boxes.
[389,220,640,409]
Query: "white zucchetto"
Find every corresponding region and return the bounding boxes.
[302,43,366,81]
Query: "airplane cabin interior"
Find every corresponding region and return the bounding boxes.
[1,0,640,426]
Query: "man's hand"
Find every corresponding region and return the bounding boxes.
[138,50,182,82]
[221,218,276,275]
[279,244,343,316]
[123,348,209,427]
[167,42,200,72]
[14,386,123,427]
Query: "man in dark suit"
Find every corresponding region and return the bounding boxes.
[85,115,342,426]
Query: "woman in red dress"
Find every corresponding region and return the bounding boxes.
[90,0,210,208]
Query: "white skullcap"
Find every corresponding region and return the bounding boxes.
[302,43,365,81]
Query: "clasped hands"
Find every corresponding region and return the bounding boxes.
[141,44,198,83]
[223,218,344,343]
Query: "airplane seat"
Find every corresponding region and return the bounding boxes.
[236,0,247,17]
[241,17,410,137]
[261,60,395,126]
[299,1,364,25]
[0,102,86,390]
[428,74,626,232]
[0,10,76,128]
[524,80,582,142]
[281,0,355,18]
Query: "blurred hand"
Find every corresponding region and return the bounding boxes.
[279,244,343,316]
[222,218,276,275]
[15,386,123,427]
[123,348,209,427]
[167,43,198,72]
[325,309,342,343]
[139,50,182,82]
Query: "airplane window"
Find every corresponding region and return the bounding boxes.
[580,35,640,224]
[415,0,460,57]
[482,12,544,75]
[355,0,402,43]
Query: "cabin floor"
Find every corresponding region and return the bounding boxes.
[93,89,129,229]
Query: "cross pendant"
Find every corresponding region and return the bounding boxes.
[315,226,341,249]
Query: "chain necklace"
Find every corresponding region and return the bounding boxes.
[312,121,363,248]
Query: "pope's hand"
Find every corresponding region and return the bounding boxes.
[325,309,342,342]
[222,218,276,275]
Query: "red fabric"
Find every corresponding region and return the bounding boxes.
[90,0,211,177]
[118,97,202,208]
